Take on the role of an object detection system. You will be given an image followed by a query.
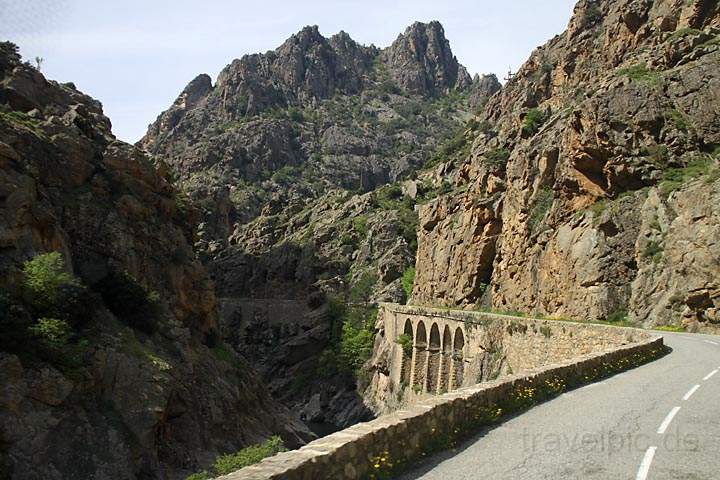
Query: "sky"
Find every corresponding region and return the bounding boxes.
[0,0,577,143]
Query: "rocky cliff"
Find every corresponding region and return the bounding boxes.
[412,0,720,331]
[140,22,500,432]
[0,43,312,480]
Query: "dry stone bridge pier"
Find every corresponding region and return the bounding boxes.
[219,303,664,480]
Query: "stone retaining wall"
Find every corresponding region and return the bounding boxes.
[218,329,664,480]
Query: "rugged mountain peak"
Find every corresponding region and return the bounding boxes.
[469,73,502,109]
[277,24,328,53]
[384,20,471,95]
[182,73,213,105]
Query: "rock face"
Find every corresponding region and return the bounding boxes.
[412,0,720,332]
[140,23,499,432]
[383,21,472,95]
[0,43,312,480]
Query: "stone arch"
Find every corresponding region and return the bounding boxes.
[426,323,441,393]
[412,321,428,390]
[400,319,414,386]
[439,325,452,393]
[451,327,465,389]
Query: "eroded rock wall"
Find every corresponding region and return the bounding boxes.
[413,0,720,331]
[0,44,312,480]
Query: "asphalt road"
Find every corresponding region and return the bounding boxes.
[400,332,720,480]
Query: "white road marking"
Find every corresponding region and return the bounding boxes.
[683,385,701,401]
[703,369,718,381]
[704,340,718,345]
[657,406,681,434]
[636,446,657,480]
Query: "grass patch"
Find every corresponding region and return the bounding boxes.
[484,147,510,168]
[522,108,547,136]
[664,109,690,132]
[660,156,718,195]
[617,63,661,86]
[642,240,663,262]
[186,436,287,479]
[653,324,686,332]
[0,109,44,137]
[667,27,702,42]
[529,188,553,232]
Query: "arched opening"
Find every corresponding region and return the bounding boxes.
[439,325,452,393]
[451,327,465,389]
[412,321,428,391]
[400,319,414,387]
[426,323,441,393]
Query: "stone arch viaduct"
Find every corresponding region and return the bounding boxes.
[375,303,647,401]
[399,314,467,394]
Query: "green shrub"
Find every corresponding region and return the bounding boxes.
[438,180,453,195]
[583,4,602,25]
[339,233,356,246]
[425,128,470,169]
[376,184,403,203]
[642,240,662,261]
[28,318,72,349]
[22,252,90,326]
[185,471,211,480]
[484,148,510,168]
[271,165,300,184]
[286,107,304,122]
[396,333,413,357]
[339,320,375,373]
[664,109,689,132]
[606,309,628,324]
[617,63,661,86]
[352,215,369,237]
[319,303,377,377]
[402,266,415,300]
[94,270,160,334]
[211,345,243,369]
[522,108,546,136]
[529,188,554,232]
[213,436,287,476]
[379,79,400,96]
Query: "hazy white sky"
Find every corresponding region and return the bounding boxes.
[0,0,577,142]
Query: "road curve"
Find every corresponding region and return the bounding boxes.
[399,332,720,480]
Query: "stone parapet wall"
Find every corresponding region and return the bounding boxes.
[218,326,663,480]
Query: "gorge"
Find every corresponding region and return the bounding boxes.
[1,0,719,478]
